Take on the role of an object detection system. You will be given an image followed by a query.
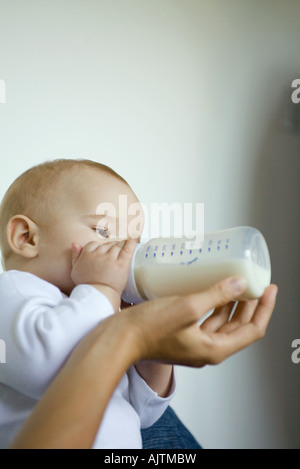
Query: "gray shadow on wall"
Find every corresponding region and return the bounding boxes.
[250,85,300,448]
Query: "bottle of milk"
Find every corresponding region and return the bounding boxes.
[122,226,271,303]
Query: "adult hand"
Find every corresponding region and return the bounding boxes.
[11,276,277,449]
[124,277,278,367]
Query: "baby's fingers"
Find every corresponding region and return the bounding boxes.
[118,238,137,262]
[71,242,83,265]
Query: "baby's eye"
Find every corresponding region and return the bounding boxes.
[94,226,110,239]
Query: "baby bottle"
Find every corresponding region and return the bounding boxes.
[122,226,271,303]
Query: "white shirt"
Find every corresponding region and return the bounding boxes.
[0,270,175,448]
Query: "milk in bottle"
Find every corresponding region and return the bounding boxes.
[122,226,271,303]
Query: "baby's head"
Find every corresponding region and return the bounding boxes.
[0,159,143,294]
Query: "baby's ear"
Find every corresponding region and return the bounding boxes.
[6,215,39,259]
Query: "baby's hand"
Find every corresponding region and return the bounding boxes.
[71,239,136,310]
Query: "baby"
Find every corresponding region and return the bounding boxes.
[0,159,175,449]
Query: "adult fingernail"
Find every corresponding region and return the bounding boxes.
[230,277,247,294]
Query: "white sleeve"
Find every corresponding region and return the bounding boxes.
[127,365,176,429]
[0,271,114,399]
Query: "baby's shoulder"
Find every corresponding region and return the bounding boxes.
[0,270,62,300]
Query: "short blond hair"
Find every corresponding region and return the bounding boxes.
[0,159,128,265]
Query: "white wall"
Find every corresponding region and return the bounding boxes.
[1,0,300,448]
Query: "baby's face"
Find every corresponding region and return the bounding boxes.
[36,168,144,294]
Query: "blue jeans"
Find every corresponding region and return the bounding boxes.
[141,406,202,449]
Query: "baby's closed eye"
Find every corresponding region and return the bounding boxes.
[93,226,110,239]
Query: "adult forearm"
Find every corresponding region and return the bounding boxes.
[10,314,138,449]
[11,278,277,449]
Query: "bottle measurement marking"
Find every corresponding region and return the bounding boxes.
[144,237,231,259]
[187,257,198,265]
